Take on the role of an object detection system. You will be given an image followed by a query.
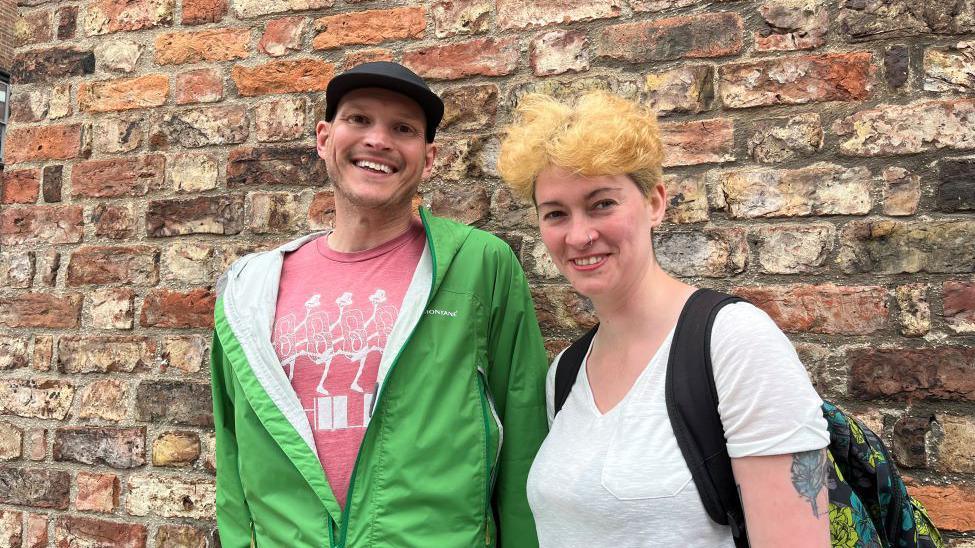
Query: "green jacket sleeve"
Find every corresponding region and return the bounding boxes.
[486,247,549,548]
[210,333,254,548]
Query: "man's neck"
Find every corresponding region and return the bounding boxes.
[328,202,416,253]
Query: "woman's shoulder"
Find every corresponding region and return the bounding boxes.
[711,300,784,342]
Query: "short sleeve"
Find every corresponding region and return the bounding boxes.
[710,302,830,458]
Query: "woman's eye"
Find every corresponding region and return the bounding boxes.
[541,211,565,220]
[593,200,616,210]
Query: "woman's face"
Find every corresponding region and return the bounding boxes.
[534,166,666,300]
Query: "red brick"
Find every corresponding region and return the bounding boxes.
[836,98,975,157]
[342,48,394,70]
[233,0,331,19]
[141,288,215,328]
[440,84,498,131]
[312,7,425,50]
[0,467,70,509]
[720,52,875,109]
[175,68,223,105]
[54,427,146,469]
[156,525,208,548]
[497,0,621,30]
[78,74,169,113]
[183,0,227,24]
[75,472,119,512]
[54,515,146,548]
[0,293,82,329]
[150,105,248,149]
[67,246,159,287]
[84,0,173,36]
[154,28,250,65]
[849,346,975,402]
[25,514,47,548]
[15,9,51,47]
[232,59,334,96]
[56,5,79,39]
[431,0,491,38]
[404,37,519,80]
[905,482,975,532]
[531,285,598,332]
[11,48,94,86]
[227,146,325,187]
[945,280,975,333]
[531,29,589,76]
[597,12,743,63]
[0,205,83,245]
[70,155,166,198]
[733,284,888,335]
[0,510,22,547]
[92,204,136,239]
[2,168,40,204]
[31,336,53,373]
[308,190,336,230]
[4,124,82,164]
[24,430,47,460]
[660,118,735,167]
[259,16,306,57]
[147,196,244,237]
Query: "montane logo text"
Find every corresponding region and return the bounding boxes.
[425,309,458,317]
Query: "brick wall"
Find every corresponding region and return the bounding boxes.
[2,0,974,546]
[0,0,14,69]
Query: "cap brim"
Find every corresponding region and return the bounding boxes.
[325,73,444,142]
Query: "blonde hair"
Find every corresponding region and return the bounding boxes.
[498,91,664,202]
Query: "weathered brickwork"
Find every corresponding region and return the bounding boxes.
[4,0,974,543]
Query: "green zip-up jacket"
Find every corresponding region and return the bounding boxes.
[211,209,549,548]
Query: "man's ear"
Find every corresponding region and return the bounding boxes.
[421,143,437,179]
[315,120,331,160]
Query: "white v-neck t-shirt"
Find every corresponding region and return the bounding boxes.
[526,302,829,547]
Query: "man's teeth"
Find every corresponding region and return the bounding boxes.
[573,256,603,266]
[355,160,393,173]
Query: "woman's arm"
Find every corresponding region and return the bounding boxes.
[731,449,830,547]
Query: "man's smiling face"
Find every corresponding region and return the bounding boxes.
[316,87,436,213]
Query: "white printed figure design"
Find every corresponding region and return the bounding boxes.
[275,289,397,398]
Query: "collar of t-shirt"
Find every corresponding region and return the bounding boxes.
[316,218,425,264]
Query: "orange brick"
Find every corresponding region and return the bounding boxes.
[908,482,975,532]
[4,124,83,164]
[154,28,250,65]
[175,68,223,105]
[231,59,333,96]
[312,7,425,50]
[404,37,518,80]
[2,168,40,204]
[79,74,169,113]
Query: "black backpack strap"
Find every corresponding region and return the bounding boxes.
[666,288,749,547]
[553,325,598,416]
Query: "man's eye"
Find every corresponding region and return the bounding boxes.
[346,114,368,124]
[395,124,418,135]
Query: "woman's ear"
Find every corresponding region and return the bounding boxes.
[646,182,667,228]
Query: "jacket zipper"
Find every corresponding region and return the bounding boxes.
[335,210,439,548]
[476,366,504,547]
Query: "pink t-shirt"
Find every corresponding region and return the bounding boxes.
[272,220,426,508]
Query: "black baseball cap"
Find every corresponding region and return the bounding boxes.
[325,61,444,143]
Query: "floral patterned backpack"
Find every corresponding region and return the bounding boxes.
[553,289,943,548]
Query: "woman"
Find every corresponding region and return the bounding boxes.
[498,92,831,547]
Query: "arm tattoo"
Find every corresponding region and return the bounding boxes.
[791,449,828,518]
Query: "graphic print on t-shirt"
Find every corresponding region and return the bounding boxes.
[274,288,397,432]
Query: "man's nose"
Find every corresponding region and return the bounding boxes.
[362,125,393,150]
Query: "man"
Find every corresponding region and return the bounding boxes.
[210,62,549,548]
